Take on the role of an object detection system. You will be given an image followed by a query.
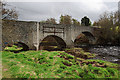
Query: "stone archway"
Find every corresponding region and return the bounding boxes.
[39,35,66,51]
[74,31,95,46]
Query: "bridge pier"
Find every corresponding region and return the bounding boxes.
[36,22,40,51]
[65,39,74,48]
[64,26,74,48]
[33,22,40,51]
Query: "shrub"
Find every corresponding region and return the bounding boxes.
[4,45,23,51]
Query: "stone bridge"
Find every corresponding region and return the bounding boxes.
[2,20,100,50]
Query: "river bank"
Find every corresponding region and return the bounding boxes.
[76,45,120,64]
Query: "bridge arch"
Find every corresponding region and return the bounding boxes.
[39,35,66,51]
[74,31,96,46]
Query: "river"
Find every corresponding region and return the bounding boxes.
[76,45,120,64]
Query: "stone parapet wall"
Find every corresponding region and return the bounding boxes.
[2,20,36,50]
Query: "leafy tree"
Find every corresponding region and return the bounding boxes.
[46,18,57,24]
[72,18,80,26]
[39,20,46,23]
[96,12,114,44]
[113,11,120,26]
[81,16,91,26]
[59,15,72,25]
[1,1,18,20]
[95,11,120,45]
[40,18,57,24]
[93,21,99,26]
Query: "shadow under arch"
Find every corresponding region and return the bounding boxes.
[74,31,95,46]
[39,35,66,51]
[14,42,29,51]
[82,31,95,40]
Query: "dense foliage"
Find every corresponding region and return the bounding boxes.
[40,18,57,24]
[59,15,72,25]
[81,16,91,26]
[93,12,120,45]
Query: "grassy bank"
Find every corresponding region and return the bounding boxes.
[2,49,120,78]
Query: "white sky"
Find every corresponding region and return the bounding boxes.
[2,0,119,23]
[2,0,120,2]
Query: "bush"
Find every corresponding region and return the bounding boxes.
[4,45,23,51]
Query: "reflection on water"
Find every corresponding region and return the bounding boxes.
[76,45,120,64]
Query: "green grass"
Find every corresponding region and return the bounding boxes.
[65,48,96,59]
[4,45,23,51]
[2,50,120,78]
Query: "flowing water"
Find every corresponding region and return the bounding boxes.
[77,45,120,64]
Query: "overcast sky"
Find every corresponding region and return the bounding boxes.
[5,0,119,23]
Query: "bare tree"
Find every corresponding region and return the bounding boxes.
[1,1,18,20]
